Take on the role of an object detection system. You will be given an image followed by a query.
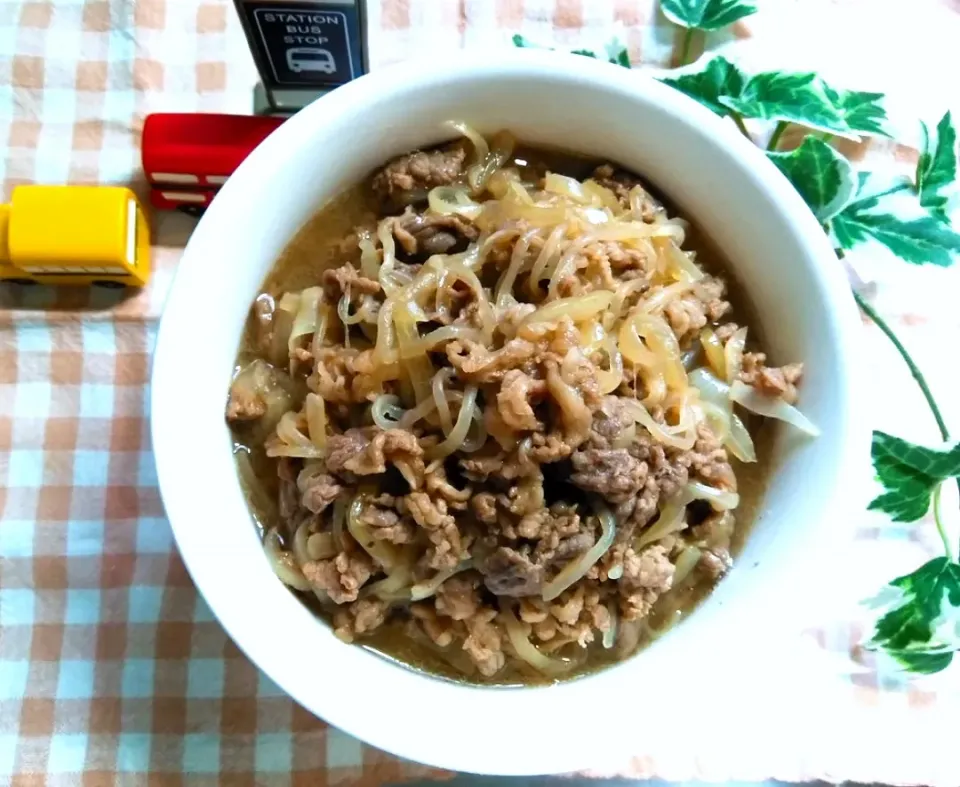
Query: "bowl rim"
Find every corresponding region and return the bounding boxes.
[151,48,867,776]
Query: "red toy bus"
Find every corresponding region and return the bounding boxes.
[141,113,285,216]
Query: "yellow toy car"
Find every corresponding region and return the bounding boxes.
[0,185,150,288]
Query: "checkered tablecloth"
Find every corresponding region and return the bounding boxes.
[3,1,960,784]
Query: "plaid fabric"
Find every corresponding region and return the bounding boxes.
[2,0,960,784]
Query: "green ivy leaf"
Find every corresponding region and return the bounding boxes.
[658,56,747,117]
[660,0,758,31]
[833,205,960,266]
[866,431,960,522]
[916,111,957,223]
[891,650,954,675]
[866,556,960,675]
[719,71,854,137]
[821,84,890,138]
[768,137,857,221]
[511,34,630,68]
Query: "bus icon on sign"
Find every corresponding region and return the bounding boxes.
[286,47,336,74]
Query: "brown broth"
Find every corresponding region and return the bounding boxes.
[230,144,778,685]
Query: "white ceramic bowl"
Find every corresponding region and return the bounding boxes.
[152,50,865,776]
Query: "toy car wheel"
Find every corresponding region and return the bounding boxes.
[177,205,206,218]
[5,278,37,286]
[93,280,127,289]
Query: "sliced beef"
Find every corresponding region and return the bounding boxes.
[322,263,381,302]
[619,544,675,620]
[406,490,463,570]
[333,597,389,642]
[480,546,544,597]
[303,549,374,604]
[324,427,425,489]
[393,210,478,260]
[371,141,469,210]
[297,464,342,514]
[740,352,804,404]
[570,448,647,504]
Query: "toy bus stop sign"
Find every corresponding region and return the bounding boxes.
[234,0,367,112]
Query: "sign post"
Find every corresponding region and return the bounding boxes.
[233,0,368,114]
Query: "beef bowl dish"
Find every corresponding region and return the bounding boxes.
[225,123,821,684]
[154,52,864,774]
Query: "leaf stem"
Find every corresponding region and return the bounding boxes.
[932,485,953,561]
[818,131,834,143]
[767,121,789,151]
[851,285,959,554]
[730,112,751,141]
[678,28,695,66]
[851,288,950,443]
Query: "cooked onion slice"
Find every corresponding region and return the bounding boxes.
[724,327,748,384]
[428,185,483,219]
[264,528,310,591]
[729,380,820,437]
[523,291,614,326]
[410,559,474,601]
[602,601,619,649]
[727,413,757,463]
[425,385,478,459]
[621,399,697,451]
[658,238,703,282]
[501,608,573,675]
[347,495,402,571]
[235,449,276,521]
[307,532,338,560]
[700,328,726,379]
[542,504,616,602]
[636,499,688,549]
[305,393,327,449]
[672,546,703,586]
[684,481,739,511]
[688,368,757,462]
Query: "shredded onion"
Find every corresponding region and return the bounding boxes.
[700,328,726,379]
[724,327,748,384]
[267,411,325,459]
[636,498,688,549]
[428,185,483,219]
[264,528,310,591]
[672,546,703,586]
[305,393,327,449]
[425,385,478,459]
[602,601,619,649]
[496,228,539,307]
[501,607,573,675]
[358,227,380,280]
[307,532,337,560]
[331,498,347,551]
[292,522,312,568]
[595,336,624,395]
[347,495,401,570]
[235,449,276,522]
[410,560,474,601]
[524,291,614,326]
[729,380,820,436]
[621,398,697,450]
[542,505,616,602]
[684,481,740,511]
[544,172,595,205]
[727,413,758,462]
[688,368,758,462]
[528,224,566,296]
[288,287,322,369]
[269,292,298,368]
[658,238,703,282]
